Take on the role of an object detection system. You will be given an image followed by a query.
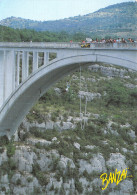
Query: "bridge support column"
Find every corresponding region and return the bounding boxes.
[16,52,21,86]
[4,50,16,102]
[44,52,49,66]
[22,51,29,81]
[0,51,5,107]
[33,51,38,71]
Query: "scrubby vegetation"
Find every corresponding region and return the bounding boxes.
[23,65,137,194]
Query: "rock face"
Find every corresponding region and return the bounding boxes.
[78,91,101,101]
[0,149,8,166]
[128,130,136,139]
[0,64,136,194]
[88,64,130,77]
[106,153,127,171]
[0,142,135,195]
[23,119,76,132]
[79,153,106,174]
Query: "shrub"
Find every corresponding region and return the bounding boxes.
[6,142,15,158]
[54,171,61,182]
[34,187,41,194]
[50,183,54,191]
[32,163,40,175]
[27,177,33,183]
[0,136,9,146]
[16,179,21,185]
[104,80,129,107]
[0,147,4,153]
[75,179,83,193]
[1,159,16,174]
[36,172,49,186]
[32,163,49,186]
[59,185,65,195]
[97,114,108,125]
[82,170,92,181]
[1,186,6,192]
[55,187,58,194]
[9,159,17,170]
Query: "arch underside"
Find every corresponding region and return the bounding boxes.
[0,54,137,137]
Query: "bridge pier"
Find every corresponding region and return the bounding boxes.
[0,50,16,107]
[0,51,5,107]
[44,52,49,66]
[33,51,38,71]
[22,51,29,81]
[4,50,16,102]
[16,52,21,87]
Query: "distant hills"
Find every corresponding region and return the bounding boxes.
[0,2,137,38]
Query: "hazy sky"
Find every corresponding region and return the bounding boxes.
[0,0,135,21]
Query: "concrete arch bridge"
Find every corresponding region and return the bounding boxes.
[0,42,137,138]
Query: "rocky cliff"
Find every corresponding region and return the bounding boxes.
[0,64,137,195]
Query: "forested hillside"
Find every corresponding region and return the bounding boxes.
[0,2,137,38]
[0,25,87,42]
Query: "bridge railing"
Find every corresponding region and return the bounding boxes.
[0,42,81,49]
[89,42,137,49]
[0,42,137,49]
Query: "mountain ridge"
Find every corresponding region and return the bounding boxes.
[0,2,137,38]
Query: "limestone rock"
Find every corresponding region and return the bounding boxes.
[79,177,93,193]
[45,121,54,129]
[54,121,75,131]
[0,149,8,166]
[27,138,52,146]
[85,145,95,150]
[122,148,128,153]
[124,83,137,89]
[1,175,9,184]
[54,87,61,95]
[120,180,134,193]
[128,130,136,139]
[92,178,102,188]
[52,137,57,141]
[88,64,128,77]
[13,146,37,173]
[79,153,106,174]
[74,142,80,150]
[106,153,126,171]
[134,143,137,151]
[36,150,59,172]
[78,91,101,101]
[58,155,75,170]
[13,187,28,195]
[87,78,96,82]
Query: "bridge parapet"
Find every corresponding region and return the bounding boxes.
[0,42,81,49]
[90,42,137,49]
[0,42,137,50]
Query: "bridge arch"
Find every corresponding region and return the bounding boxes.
[0,53,137,138]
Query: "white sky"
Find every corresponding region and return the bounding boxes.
[0,0,134,21]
